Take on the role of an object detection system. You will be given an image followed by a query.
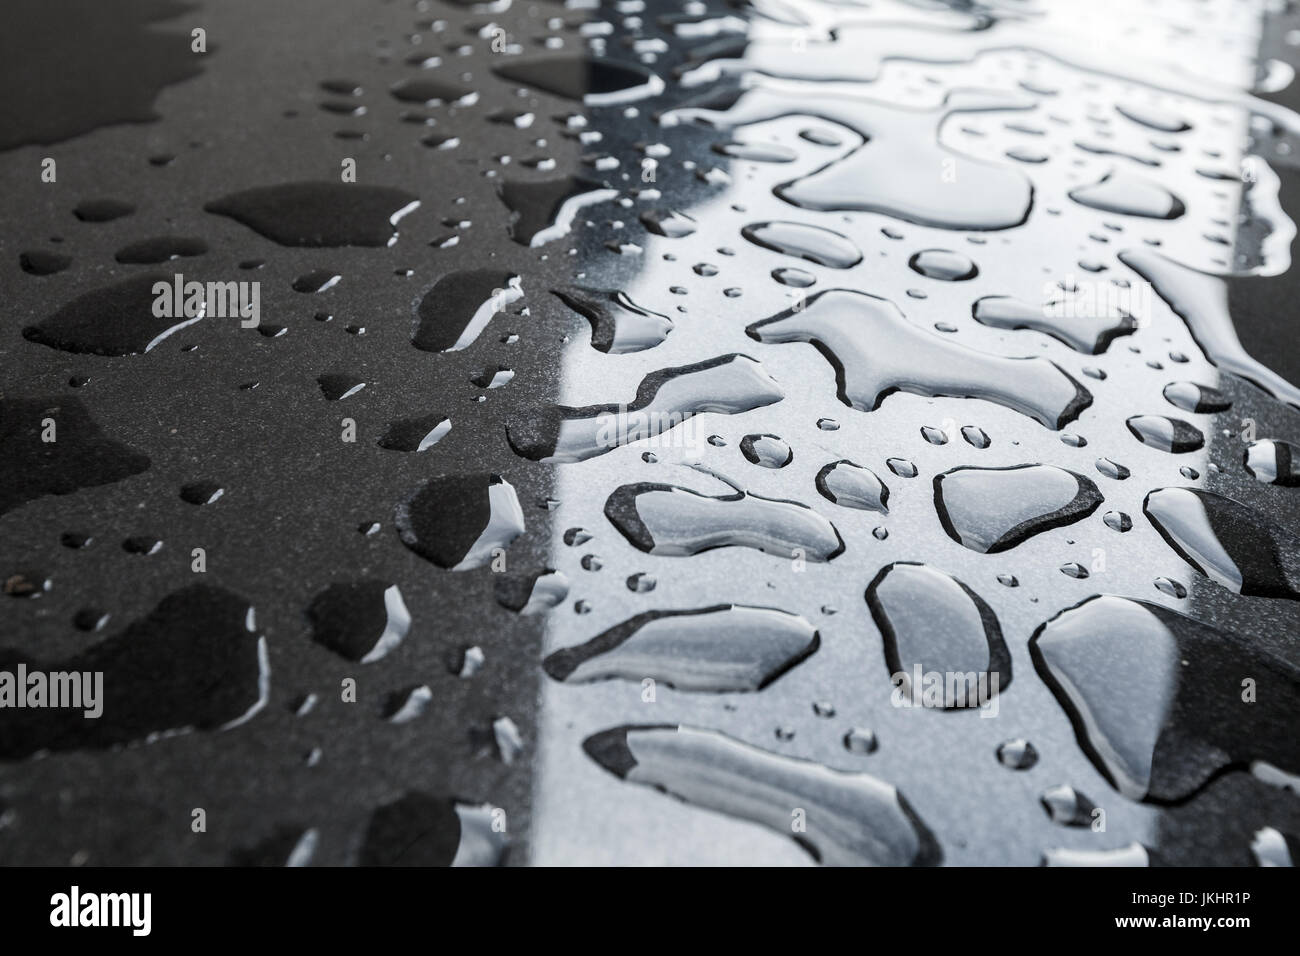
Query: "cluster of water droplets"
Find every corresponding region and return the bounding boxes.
[4,0,1300,865]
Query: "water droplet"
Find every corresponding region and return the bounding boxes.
[395,474,525,571]
[1162,381,1231,413]
[493,54,663,106]
[24,275,204,355]
[1032,595,1298,800]
[1122,249,1300,409]
[997,738,1038,770]
[816,460,889,513]
[771,266,816,288]
[452,645,485,679]
[413,271,523,353]
[1042,843,1150,867]
[506,355,782,462]
[740,433,792,468]
[19,250,72,275]
[868,562,1010,708]
[552,287,673,353]
[498,175,617,247]
[389,76,476,106]
[935,465,1103,554]
[606,481,843,562]
[122,535,162,556]
[1250,827,1296,867]
[179,481,223,506]
[493,715,525,765]
[1095,457,1131,480]
[359,794,505,867]
[712,140,798,163]
[626,572,656,593]
[748,290,1091,428]
[470,365,515,389]
[740,221,862,269]
[843,727,879,754]
[1103,510,1133,532]
[73,199,135,223]
[494,568,569,615]
[1039,785,1097,826]
[1068,172,1185,219]
[1153,577,1187,598]
[1116,102,1191,133]
[973,294,1135,355]
[1125,415,1205,453]
[0,397,150,517]
[908,249,978,281]
[293,269,341,293]
[667,86,1033,229]
[1245,439,1300,485]
[307,581,410,663]
[0,585,267,758]
[383,685,433,724]
[1144,487,1300,598]
[378,414,451,452]
[639,208,697,238]
[582,724,940,865]
[317,372,365,400]
[544,605,819,691]
[114,236,207,264]
[206,183,419,246]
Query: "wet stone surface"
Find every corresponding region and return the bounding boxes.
[1,0,1300,866]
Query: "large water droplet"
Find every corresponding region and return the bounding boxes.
[23,275,203,355]
[605,481,843,561]
[1068,171,1185,219]
[908,249,978,281]
[1144,487,1300,598]
[740,433,792,468]
[552,287,673,353]
[395,474,525,571]
[740,221,862,268]
[748,290,1091,428]
[1125,415,1205,453]
[1244,439,1300,486]
[867,562,1011,708]
[544,605,819,691]
[815,460,889,513]
[934,464,1103,554]
[582,724,940,866]
[0,397,150,517]
[205,183,420,246]
[506,354,783,462]
[1032,595,1299,800]
[412,271,523,353]
[307,581,410,663]
[0,585,267,758]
